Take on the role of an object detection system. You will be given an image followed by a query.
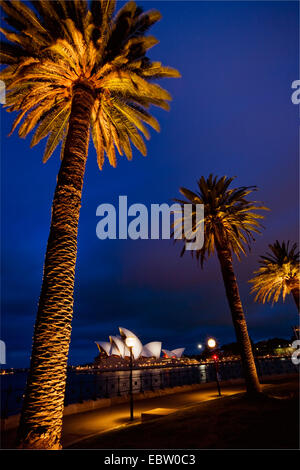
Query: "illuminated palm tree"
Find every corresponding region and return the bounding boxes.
[174,175,268,395]
[249,241,300,312]
[1,0,179,448]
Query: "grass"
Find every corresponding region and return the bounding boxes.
[68,380,299,449]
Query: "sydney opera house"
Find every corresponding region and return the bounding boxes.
[94,327,185,369]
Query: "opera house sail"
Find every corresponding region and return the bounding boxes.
[94,327,185,369]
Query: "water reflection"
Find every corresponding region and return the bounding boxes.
[1,358,297,418]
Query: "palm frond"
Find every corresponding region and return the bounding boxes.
[174,174,268,265]
[1,0,179,166]
[249,241,300,305]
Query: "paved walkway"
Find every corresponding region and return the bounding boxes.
[3,375,296,449]
[61,382,246,448]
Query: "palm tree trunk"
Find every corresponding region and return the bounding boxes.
[216,244,262,395]
[291,285,300,313]
[17,81,95,449]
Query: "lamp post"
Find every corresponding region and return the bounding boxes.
[207,338,216,349]
[197,344,203,361]
[125,337,135,421]
[207,337,221,397]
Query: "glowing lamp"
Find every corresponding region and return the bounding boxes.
[125,337,136,348]
[197,344,203,349]
[207,338,216,349]
[212,354,218,361]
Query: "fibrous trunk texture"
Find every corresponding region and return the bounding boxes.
[17,82,95,449]
[291,285,300,313]
[216,244,262,395]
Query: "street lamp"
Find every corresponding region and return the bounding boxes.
[207,337,221,397]
[125,336,136,421]
[197,344,203,349]
[207,338,216,349]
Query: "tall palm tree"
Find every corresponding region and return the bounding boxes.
[1,0,179,448]
[174,175,268,395]
[249,241,300,312]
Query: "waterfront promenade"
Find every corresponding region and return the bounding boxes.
[2,374,298,449]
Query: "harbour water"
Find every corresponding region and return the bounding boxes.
[1,357,297,418]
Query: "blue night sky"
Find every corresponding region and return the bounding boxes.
[1,1,299,367]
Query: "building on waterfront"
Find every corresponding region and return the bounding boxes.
[94,327,188,369]
[162,348,185,359]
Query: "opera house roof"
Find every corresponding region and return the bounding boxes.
[96,327,185,360]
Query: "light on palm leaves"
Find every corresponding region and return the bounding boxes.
[1,0,179,449]
[1,0,180,167]
[249,241,300,312]
[174,174,268,395]
[175,175,267,263]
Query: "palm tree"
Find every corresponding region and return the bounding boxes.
[174,175,268,395]
[249,241,300,312]
[1,0,179,449]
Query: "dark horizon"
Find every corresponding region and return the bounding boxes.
[1,1,299,368]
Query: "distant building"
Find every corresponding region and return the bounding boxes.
[94,327,186,369]
[254,338,293,356]
[162,348,185,359]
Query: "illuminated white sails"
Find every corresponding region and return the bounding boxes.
[95,328,185,360]
[118,327,143,359]
[142,342,162,359]
[162,348,185,358]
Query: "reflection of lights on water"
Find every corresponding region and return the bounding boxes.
[199,364,207,383]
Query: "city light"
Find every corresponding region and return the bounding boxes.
[125,337,136,348]
[197,344,203,349]
[207,338,217,349]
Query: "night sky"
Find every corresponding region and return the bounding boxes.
[1,1,299,368]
